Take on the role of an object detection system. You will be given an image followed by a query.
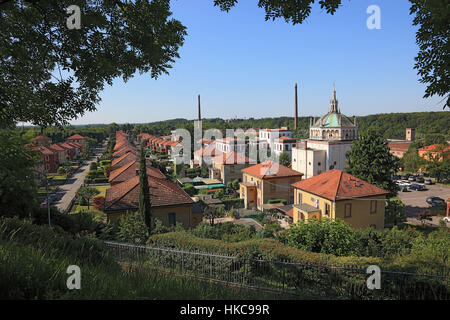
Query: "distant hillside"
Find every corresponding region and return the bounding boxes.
[134,112,450,140]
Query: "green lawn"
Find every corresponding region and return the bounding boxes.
[71,185,110,222]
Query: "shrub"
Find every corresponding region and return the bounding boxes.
[284,218,356,256]
[182,184,195,196]
[222,198,244,210]
[267,198,287,205]
[93,196,105,210]
[89,162,98,171]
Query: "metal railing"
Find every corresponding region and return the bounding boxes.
[103,241,449,300]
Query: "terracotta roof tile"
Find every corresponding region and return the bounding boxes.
[291,170,388,201]
[105,175,193,212]
[213,151,254,165]
[66,134,85,140]
[111,151,139,168]
[109,160,166,183]
[242,161,303,179]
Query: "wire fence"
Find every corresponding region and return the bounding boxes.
[103,241,449,300]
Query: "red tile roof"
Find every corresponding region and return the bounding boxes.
[291,170,389,201]
[388,143,411,152]
[111,151,139,168]
[59,142,75,150]
[33,135,51,141]
[66,134,85,140]
[104,175,194,212]
[35,145,55,155]
[213,151,253,165]
[108,160,166,183]
[113,145,137,158]
[49,144,65,152]
[242,161,303,179]
[418,144,450,153]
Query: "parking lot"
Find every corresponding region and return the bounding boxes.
[397,181,449,225]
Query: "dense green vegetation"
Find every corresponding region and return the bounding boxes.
[0,217,289,300]
[133,112,450,141]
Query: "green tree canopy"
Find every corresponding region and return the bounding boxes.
[345,128,399,195]
[76,186,100,209]
[0,131,39,217]
[0,0,186,128]
[139,146,152,233]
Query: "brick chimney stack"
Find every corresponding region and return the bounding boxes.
[294,83,298,130]
[198,94,201,122]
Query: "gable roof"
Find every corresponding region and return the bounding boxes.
[49,144,65,152]
[388,143,411,152]
[104,175,193,212]
[111,151,139,168]
[242,161,303,179]
[108,160,165,183]
[291,170,389,201]
[213,151,253,165]
[113,145,137,158]
[66,134,85,140]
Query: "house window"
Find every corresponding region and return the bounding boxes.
[344,203,352,218]
[370,200,377,214]
[325,203,330,216]
[168,212,176,226]
[298,192,302,204]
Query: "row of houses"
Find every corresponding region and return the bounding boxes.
[28,134,86,173]
[103,131,202,228]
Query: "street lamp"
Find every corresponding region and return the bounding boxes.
[34,169,51,227]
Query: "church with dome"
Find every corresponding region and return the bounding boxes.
[292,88,358,179]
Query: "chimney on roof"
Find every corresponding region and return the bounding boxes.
[294,83,298,130]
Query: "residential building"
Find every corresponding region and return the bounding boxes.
[273,137,297,158]
[210,152,254,184]
[291,170,388,230]
[215,137,248,154]
[259,128,292,150]
[66,134,87,151]
[239,161,303,210]
[418,143,450,162]
[104,175,197,228]
[32,135,52,147]
[49,143,68,164]
[388,143,411,159]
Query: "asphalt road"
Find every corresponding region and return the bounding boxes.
[53,142,107,213]
[397,182,449,226]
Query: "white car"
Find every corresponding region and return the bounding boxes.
[443,217,450,223]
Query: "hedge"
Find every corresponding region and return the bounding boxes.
[267,198,287,205]
[147,231,380,268]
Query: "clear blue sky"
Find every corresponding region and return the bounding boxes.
[71,0,445,125]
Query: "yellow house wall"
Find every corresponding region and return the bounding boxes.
[334,196,386,230]
[107,204,193,228]
[294,189,386,230]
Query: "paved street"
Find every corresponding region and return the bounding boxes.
[53,141,107,213]
[397,182,449,226]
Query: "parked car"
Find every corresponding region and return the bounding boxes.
[416,176,424,183]
[392,175,400,181]
[409,184,426,191]
[424,179,433,185]
[401,174,409,180]
[408,175,416,182]
[443,216,450,223]
[426,196,445,205]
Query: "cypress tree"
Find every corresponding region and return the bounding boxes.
[139,146,152,234]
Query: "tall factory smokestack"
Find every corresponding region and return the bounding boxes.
[294,83,298,130]
[198,94,201,122]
